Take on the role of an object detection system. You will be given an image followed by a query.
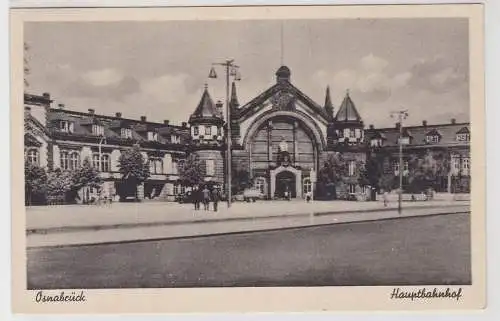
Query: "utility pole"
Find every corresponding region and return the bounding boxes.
[390,110,409,215]
[208,59,241,208]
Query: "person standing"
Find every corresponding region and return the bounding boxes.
[383,190,389,207]
[202,186,211,210]
[192,186,199,210]
[212,187,221,212]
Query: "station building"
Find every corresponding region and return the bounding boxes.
[24,65,470,202]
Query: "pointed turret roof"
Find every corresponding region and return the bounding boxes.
[230,81,240,109]
[335,90,362,123]
[324,85,334,119]
[189,85,222,123]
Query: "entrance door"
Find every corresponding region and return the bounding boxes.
[275,171,296,198]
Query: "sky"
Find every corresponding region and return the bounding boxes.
[24,18,469,128]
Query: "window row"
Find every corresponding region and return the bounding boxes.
[192,126,222,137]
[337,128,363,139]
[59,121,181,143]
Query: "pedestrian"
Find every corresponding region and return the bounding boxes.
[212,187,221,212]
[383,190,389,207]
[192,186,199,210]
[202,186,211,210]
[306,191,312,203]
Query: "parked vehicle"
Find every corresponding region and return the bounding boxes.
[243,188,264,202]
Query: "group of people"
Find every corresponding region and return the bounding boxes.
[191,185,222,212]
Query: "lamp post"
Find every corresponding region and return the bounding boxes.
[390,110,409,215]
[98,135,107,172]
[208,59,241,208]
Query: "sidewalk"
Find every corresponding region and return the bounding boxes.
[26,199,468,232]
[26,199,470,248]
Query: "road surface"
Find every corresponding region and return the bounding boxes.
[27,213,471,288]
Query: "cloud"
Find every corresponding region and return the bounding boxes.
[82,68,124,87]
[313,54,412,103]
[409,56,467,93]
[58,66,141,100]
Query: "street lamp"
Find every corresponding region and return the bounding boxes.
[98,135,107,172]
[390,110,409,215]
[208,59,241,208]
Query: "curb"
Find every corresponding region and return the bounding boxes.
[26,203,469,235]
[27,210,470,250]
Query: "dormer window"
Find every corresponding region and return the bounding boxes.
[425,128,441,144]
[147,131,158,141]
[426,135,440,144]
[121,128,132,139]
[370,138,383,147]
[92,124,104,136]
[398,136,411,145]
[456,133,470,142]
[60,120,74,133]
[171,135,180,144]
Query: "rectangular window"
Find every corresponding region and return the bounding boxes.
[426,135,440,143]
[462,158,470,170]
[205,126,211,136]
[147,131,158,141]
[60,151,69,170]
[193,126,199,136]
[370,139,382,147]
[171,135,180,144]
[349,184,356,194]
[92,124,104,136]
[206,159,215,176]
[456,134,470,142]
[173,184,179,195]
[217,127,222,136]
[60,121,74,133]
[349,129,356,138]
[348,161,356,176]
[121,128,132,139]
[172,160,179,174]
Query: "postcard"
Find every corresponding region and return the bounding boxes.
[11,3,485,313]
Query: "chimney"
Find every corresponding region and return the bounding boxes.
[182,122,187,128]
[451,118,456,124]
[395,122,401,129]
[58,103,65,109]
[422,120,427,126]
[163,120,170,125]
[42,92,51,99]
[115,112,122,118]
[140,116,147,122]
[369,124,374,129]
[88,108,95,115]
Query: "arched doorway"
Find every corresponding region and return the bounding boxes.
[275,170,296,198]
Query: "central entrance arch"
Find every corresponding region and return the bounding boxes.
[275,170,296,198]
[270,166,302,199]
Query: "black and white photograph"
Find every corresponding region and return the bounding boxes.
[11,4,486,313]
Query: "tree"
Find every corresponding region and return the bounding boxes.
[24,161,47,205]
[357,157,383,201]
[317,152,348,199]
[117,144,150,200]
[178,154,204,187]
[70,157,103,201]
[407,151,438,193]
[45,169,74,202]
